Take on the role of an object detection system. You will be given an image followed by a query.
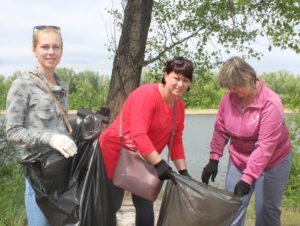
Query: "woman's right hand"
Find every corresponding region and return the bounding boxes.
[49,134,77,158]
[154,159,177,184]
[234,180,251,196]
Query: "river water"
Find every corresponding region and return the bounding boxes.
[162,114,229,188]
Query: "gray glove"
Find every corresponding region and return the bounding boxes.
[49,134,77,158]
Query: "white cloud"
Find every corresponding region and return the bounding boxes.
[247,48,300,76]
[0,0,115,76]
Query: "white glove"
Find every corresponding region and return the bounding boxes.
[49,134,77,158]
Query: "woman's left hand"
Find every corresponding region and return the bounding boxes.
[179,169,192,179]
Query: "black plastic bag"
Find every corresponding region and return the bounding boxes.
[157,174,241,226]
[22,108,115,226]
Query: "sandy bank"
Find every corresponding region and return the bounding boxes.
[0,109,295,116]
[66,108,294,116]
[185,109,217,114]
[66,109,219,115]
[117,193,162,226]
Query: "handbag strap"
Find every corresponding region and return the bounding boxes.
[119,100,177,158]
[28,72,73,134]
[167,101,176,162]
[169,101,177,151]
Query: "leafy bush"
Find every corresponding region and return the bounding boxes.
[261,71,300,109]
[0,119,26,225]
[284,113,300,210]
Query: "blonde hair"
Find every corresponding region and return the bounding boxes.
[32,27,63,51]
[218,56,257,89]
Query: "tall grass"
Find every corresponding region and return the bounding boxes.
[0,164,26,226]
[245,197,300,226]
[284,113,300,212]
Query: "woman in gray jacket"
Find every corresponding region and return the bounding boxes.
[6,25,77,226]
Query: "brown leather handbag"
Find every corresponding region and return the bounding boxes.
[113,103,176,201]
[113,146,163,201]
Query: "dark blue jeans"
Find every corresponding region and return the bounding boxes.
[107,180,155,226]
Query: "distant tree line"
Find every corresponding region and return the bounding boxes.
[0,68,300,111]
[0,68,110,111]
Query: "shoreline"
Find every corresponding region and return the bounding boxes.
[65,108,296,115]
[0,109,296,116]
[68,109,219,115]
[0,109,219,116]
[185,109,217,114]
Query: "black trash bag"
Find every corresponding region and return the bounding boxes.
[157,174,241,226]
[22,107,116,226]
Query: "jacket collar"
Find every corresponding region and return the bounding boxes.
[229,78,265,109]
[31,68,68,94]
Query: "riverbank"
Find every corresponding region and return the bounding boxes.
[0,109,296,116]
[185,109,217,114]
[68,108,297,115]
[185,108,295,115]
[0,109,218,116]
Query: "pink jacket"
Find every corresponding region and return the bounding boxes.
[210,78,291,185]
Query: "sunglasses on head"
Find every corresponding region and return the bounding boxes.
[173,59,193,67]
[33,25,61,34]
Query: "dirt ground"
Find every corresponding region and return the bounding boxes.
[116,195,162,226]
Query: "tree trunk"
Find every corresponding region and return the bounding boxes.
[105,0,154,122]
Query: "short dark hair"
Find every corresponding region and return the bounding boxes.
[161,56,194,84]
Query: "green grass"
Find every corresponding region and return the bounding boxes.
[0,165,26,226]
[245,197,300,226]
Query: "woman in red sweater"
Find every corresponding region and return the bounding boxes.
[99,56,193,226]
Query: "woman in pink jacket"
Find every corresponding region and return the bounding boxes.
[201,56,291,226]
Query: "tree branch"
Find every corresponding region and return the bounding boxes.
[143,28,202,66]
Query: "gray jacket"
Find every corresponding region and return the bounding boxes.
[5,70,69,160]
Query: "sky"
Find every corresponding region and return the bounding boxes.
[0,0,299,78]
